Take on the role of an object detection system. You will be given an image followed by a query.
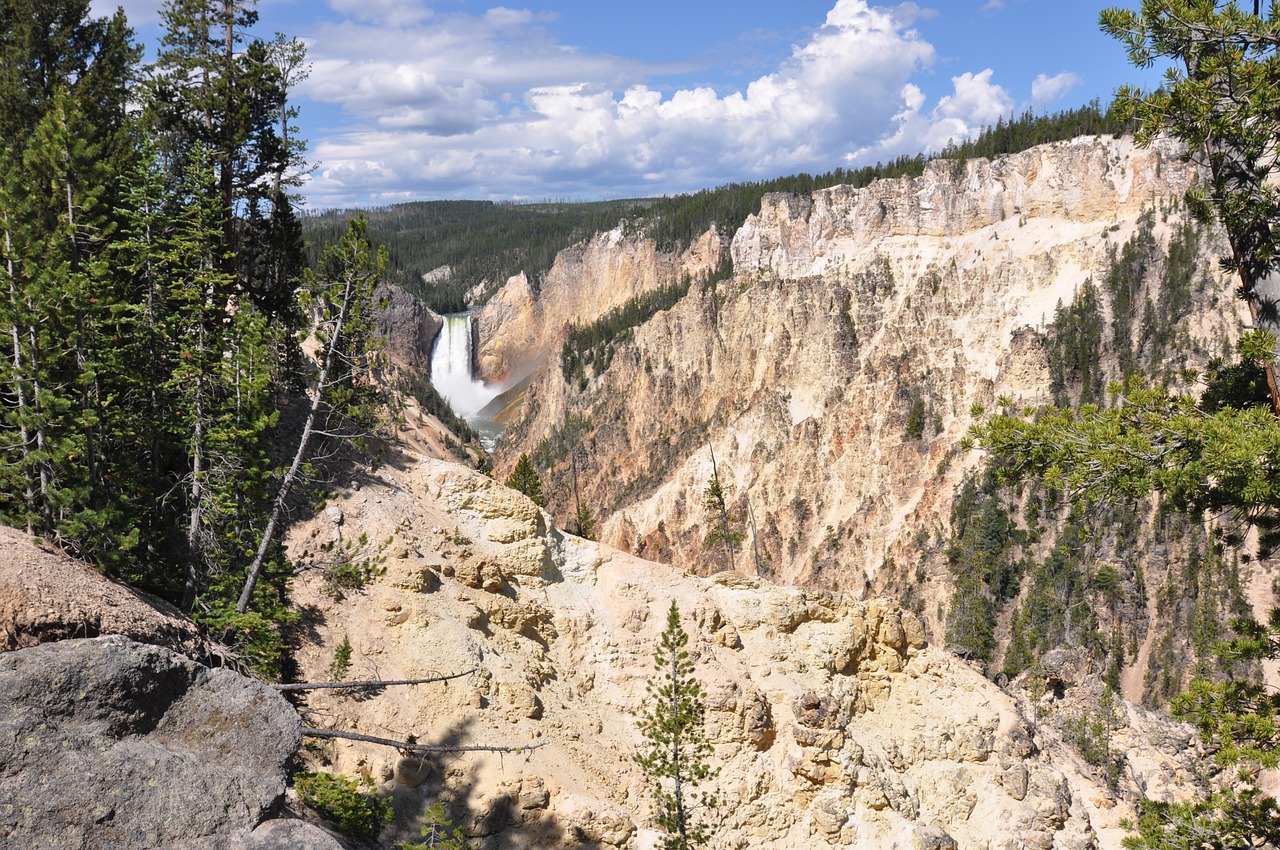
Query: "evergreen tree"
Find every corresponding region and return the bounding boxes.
[633,602,718,850]
[570,501,597,541]
[971,10,1280,841]
[945,576,997,662]
[146,0,308,318]
[1101,0,1280,413]
[402,803,467,850]
[702,447,743,571]
[0,0,139,559]
[504,453,545,506]
[236,213,386,615]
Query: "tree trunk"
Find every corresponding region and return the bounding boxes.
[182,362,206,613]
[236,270,355,613]
[4,220,36,535]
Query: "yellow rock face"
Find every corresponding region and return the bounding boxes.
[286,453,1204,850]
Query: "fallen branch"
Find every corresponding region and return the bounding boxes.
[272,669,476,692]
[302,727,545,755]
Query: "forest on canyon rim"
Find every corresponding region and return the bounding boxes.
[7,0,1280,846]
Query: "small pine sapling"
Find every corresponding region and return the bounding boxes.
[329,634,352,681]
[633,601,718,850]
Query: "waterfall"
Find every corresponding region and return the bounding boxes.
[430,313,502,421]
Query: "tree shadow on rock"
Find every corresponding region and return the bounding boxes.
[381,717,592,850]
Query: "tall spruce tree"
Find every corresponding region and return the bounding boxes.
[633,602,718,850]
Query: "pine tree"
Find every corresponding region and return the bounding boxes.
[0,0,139,558]
[402,803,467,850]
[702,446,743,571]
[1100,0,1280,413]
[633,602,718,850]
[147,0,308,315]
[504,453,544,506]
[570,501,597,540]
[235,213,386,614]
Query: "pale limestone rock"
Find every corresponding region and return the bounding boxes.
[558,794,636,848]
[517,777,550,811]
[394,755,432,788]
[282,454,1208,850]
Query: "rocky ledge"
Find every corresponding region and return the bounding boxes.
[0,635,339,850]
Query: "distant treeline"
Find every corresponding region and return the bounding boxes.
[301,199,654,312]
[938,99,1131,161]
[302,99,1134,313]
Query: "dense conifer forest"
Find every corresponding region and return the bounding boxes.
[0,0,383,675]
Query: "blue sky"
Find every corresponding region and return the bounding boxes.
[92,0,1163,207]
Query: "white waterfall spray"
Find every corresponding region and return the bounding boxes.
[430,313,502,420]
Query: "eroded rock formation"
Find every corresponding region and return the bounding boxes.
[494,135,1245,621]
[286,453,1204,849]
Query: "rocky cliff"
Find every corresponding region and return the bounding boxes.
[475,226,724,385]
[377,281,444,373]
[493,135,1245,632]
[284,452,1206,850]
[0,531,348,850]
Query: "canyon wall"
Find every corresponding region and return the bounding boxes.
[494,135,1244,631]
[474,225,723,385]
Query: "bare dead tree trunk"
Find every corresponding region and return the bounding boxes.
[236,266,357,613]
[301,727,544,755]
[4,218,36,535]
[271,669,475,691]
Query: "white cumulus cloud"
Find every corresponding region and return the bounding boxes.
[1031,71,1082,105]
[290,1,1029,204]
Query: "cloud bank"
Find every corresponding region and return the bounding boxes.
[90,0,1091,205]
[300,0,1034,205]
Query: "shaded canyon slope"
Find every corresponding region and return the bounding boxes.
[492,134,1244,620]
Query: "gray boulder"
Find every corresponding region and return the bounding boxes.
[0,635,302,849]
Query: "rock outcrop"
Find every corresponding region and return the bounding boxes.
[0,635,309,850]
[286,453,1205,849]
[377,281,443,372]
[474,225,723,384]
[0,526,211,659]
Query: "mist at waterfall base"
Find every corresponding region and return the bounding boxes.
[430,314,506,451]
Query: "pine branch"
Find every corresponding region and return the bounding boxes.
[301,727,545,755]
[272,669,476,691]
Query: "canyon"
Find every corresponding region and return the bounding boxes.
[280,452,1205,849]
[484,134,1247,655]
[0,133,1254,849]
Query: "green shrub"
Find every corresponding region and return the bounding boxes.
[329,635,352,681]
[295,771,392,839]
